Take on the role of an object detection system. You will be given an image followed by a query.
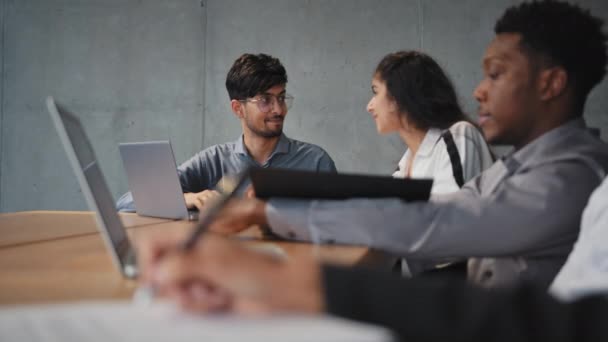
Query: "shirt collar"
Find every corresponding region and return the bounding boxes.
[507,117,588,164]
[234,135,248,155]
[272,133,291,156]
[416,128,443,157]
[233,133,291,158]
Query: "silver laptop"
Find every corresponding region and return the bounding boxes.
[47,96,248,280]
[46,96,138,279]
[118,141,198,221]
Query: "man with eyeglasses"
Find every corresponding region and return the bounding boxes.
[117,53,336,212]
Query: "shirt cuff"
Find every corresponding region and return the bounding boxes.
[265,198,314,241]
[116,192,136,212]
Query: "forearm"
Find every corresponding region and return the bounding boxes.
[266,162,601,259]
[322,265,608,342]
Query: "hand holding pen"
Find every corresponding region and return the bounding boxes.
[132,168,323,313]
[135,229,323,314]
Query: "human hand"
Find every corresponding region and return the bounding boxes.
[184,190,221,211]
[206,197,269,235]
[244,185,256,199]
[137,233,324,314]
[135,229,233,311]
[136,228,189,285]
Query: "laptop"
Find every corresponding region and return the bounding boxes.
[250,168,433,201]
[118,141,198,221]
[46,96,139,278]
[47,96,249,279]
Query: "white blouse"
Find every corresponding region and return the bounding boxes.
[392,121,494,195]
[393,121,494,276]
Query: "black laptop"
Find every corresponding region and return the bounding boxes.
[250,168,432,201]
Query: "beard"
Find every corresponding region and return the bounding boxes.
[245,114,284,138]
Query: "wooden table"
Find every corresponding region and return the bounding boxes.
[0,211,388,306]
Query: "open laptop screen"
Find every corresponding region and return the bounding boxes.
[118,141,193,220]
[47,97,128,254]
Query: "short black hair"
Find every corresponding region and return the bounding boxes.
[374,51,468,130]
[225,53,287,100]
[495,0,607,109]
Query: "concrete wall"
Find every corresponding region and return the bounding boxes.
[0,0,206,211]
[1,0,607,212]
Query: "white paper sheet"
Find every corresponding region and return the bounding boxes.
[0,301,393,342]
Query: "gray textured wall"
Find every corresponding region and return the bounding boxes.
[1,0,607,212]
[1,0,206,212]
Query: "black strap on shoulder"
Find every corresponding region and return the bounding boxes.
[441,130,464,188]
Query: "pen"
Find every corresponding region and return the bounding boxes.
[133,169,251,306]
[180,169,249,250]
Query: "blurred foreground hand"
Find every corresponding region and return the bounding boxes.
[136,231,324,315]
[206,197,269,235]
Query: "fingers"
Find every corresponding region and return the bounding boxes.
[191,236,286,300]
[151,235,245,288]
[151,235,276,307]
[153,250,206,290]
[245,185,256,199]
[174,282,232,313]
[185,190,221,212]
[147,240,235,313]
[146,234,324,314]
[135,229,190,283]
[198,190,221,206]
[207,198,268,235]
[183,192,196,209]
[206,200,248,234]
[192,196,206,212]
[197,236,324,313]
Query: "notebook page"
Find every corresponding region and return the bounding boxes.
[0,301,393,342]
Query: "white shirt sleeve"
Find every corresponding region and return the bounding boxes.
[550,177,608,301]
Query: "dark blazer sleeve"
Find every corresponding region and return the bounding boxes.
[322,265,608,342]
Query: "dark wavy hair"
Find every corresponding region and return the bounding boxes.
[495,0,607,113]
[374,51,468,130]
[225,53,287,100]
